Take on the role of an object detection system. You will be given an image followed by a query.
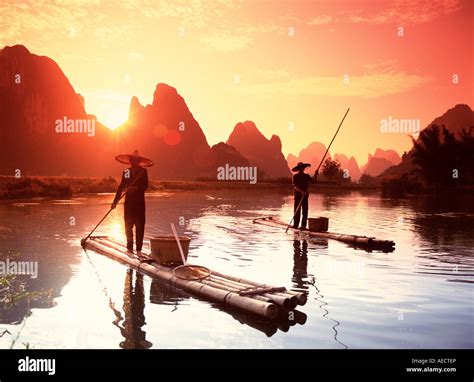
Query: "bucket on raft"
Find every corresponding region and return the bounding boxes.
[308,217,329,232]
[149,235,191,265]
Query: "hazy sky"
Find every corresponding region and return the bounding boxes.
[1,0,472,164]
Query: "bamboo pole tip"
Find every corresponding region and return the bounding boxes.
[297,293,307,306]
[288,296,298,309]
[266,304,279,319]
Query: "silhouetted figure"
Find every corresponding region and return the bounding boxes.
[112,150,153,252]
[291,162,318,229]
[119,270,152,349]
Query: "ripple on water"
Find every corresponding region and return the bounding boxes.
[1,189,473,349]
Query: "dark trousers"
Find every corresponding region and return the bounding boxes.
[124,202,145,251]
[293,192,309,228]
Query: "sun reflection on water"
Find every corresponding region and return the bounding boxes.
[108,222,123,241]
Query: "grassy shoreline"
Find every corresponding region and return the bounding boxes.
[0,176,375,200]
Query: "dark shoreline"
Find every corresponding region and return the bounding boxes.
[2,175,472,201]
[0,176,377,200]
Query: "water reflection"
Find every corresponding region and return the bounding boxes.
[0,200,82,328]
[292,239,309,293]
[308,275,347,349]
[291,238,347,349]
[148,276,307,339]
[408,193,474,282]
[410,193,474,248]
[145,190,287,237]
[116,270,152,349]
[320,193,341,211]
[150,278,188,312]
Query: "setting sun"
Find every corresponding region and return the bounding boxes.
[82,90,130,130]
[99,111,127,130]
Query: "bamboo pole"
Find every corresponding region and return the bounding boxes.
[205,276,294,309]
[96,237,142,256]
[209,275,253,292]
[199,278,275,305]
[85,238,278,319]
[210,270,277,291]
[239,286,287,296]
[104,237,152,256]
[279,291,307,306]
[211,270,306,306]
[272,293,298,308]
[210,274,297,309]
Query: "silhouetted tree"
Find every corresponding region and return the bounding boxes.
[411,124,473,186]
[359,173,377,186]
[321,159,349,183]
[411,125,443,184]
[458,127,474,184]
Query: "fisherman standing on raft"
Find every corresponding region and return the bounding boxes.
[111,150,153,253]
[291,162,318,230]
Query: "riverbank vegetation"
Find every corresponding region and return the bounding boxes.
[0,176,118,199]
[0,175,374,200]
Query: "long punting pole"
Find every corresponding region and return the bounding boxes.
[285,108,350,233]
[81,169,145,247]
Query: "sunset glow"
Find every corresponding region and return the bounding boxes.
[1,0,472,163]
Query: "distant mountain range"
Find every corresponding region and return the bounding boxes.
[1,45,471,182]
[0,45,116,176]
[227,121,290,178]
[362,148,401,177]
[120,83,253,179]
[287,142,397,180]
[334,154,362,181]
[0,45,281,179]
[429,104,474,138]
[287,141,330,174]
[286,105,473,181]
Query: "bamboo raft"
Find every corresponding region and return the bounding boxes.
[149,278,308,337]
[83,236,307,319]
[253,216,395,251]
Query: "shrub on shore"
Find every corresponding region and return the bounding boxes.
[381,177,423,197]
[0,176,120,200]
[0,177,72,199]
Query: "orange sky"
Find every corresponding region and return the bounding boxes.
[1,0,472,164]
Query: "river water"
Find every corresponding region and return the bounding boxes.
[0,189,473,349]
